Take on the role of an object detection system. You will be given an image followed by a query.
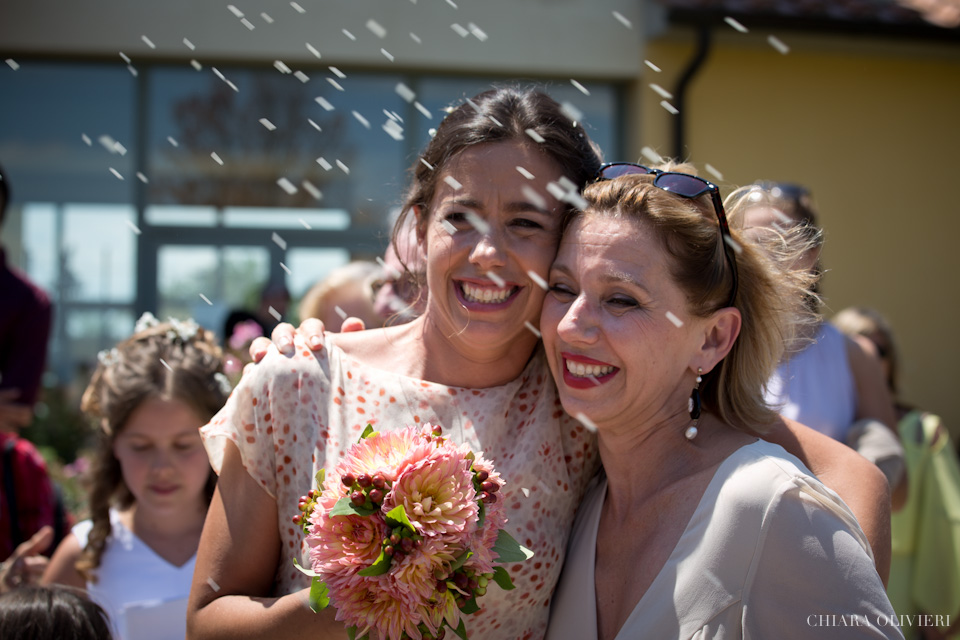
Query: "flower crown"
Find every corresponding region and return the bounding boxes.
[134,311,200,342]
[95,312,203,369]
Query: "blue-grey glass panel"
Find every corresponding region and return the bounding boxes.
[0,63,136,204]
[146,67,408,232]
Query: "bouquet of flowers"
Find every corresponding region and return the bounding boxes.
[293,424,532,640]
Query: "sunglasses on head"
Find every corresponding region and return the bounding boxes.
[752,181,809,203]
[594,162,739,309]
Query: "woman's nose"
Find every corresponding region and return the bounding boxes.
[468,230,507,272]
[557,295,598,344]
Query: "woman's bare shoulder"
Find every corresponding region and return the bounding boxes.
[326,323,423,374]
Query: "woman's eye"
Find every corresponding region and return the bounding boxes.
[549,283,576,298]
[608,296,639,309]
[511,218,543,230]
[441,211,468,224]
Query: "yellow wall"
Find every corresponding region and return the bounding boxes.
[638,30,960,437]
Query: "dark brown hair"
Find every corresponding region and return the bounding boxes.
[76,319,228,581]
[389,85,603,304]
[0,585,113,640]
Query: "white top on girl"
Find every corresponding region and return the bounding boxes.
[72,509,196,640]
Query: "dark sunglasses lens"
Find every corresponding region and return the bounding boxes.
[655,173,710,198]
[600,164,653,180]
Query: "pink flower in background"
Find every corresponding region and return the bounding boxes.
[63,455,91,479]
[228,319,264,350]
[294,424,530,640]
[222,354,244,376]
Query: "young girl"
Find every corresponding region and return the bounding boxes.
[42,314,230,640]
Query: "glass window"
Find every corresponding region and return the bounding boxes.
[20,203,58,295]
[65,308,137,372]
[0,63,136,204]
[146,67,409,232]
[146,205,218,227]
[222,206,350,230]
[157,245,270,337]
[285,247,353,302]
[62,204,137,303]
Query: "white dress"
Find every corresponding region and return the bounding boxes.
[545,440,903,640]
[72,509,196,640]
[201,334,600,640]
[764,323,857,442]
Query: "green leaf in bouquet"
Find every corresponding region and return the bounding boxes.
[491,529,534,563]
[384,504,416,534]
[460,594,480,615]
[315,468,325,492]
[359,424,376,440]
[491,566,516,591]
[293,556,320,578]
[452,618,469,640]
[476,497,486,529]
[450,550,473,572]
[292,559,330,611]
[307,576,330,612]
[357,548,392,576]
[330,496,378,517]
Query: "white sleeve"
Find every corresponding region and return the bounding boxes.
[70,518,93,549]
[743,476,904,640]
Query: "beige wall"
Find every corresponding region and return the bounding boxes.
[0,0,645,77]
[639,30,960,436]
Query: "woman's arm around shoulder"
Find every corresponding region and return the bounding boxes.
[186,441,346,640]
[762,416,891,584]
[743,474,902,639]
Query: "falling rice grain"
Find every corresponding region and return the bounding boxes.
[768,35,790,54]
[724,16,749,33]
[276,179,298,196]
[524,321,541,338]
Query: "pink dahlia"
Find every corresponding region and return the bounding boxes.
[336,427,431,484]
[326,573,423,640]
[383,444,479,541]
[308,508,386,575]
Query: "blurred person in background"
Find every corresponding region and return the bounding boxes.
[834,306,960,640]
[730,181,907,506]
[41,314,229,640]
[0,162,51,433]
[298,261,382,331]
[372,215,427,326]
[0,162,60,577]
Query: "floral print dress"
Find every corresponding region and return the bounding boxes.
[201,334,599,640]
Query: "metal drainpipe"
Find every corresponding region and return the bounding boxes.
[673,24,713,160]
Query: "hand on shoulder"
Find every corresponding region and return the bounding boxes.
[250,317,368,363]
